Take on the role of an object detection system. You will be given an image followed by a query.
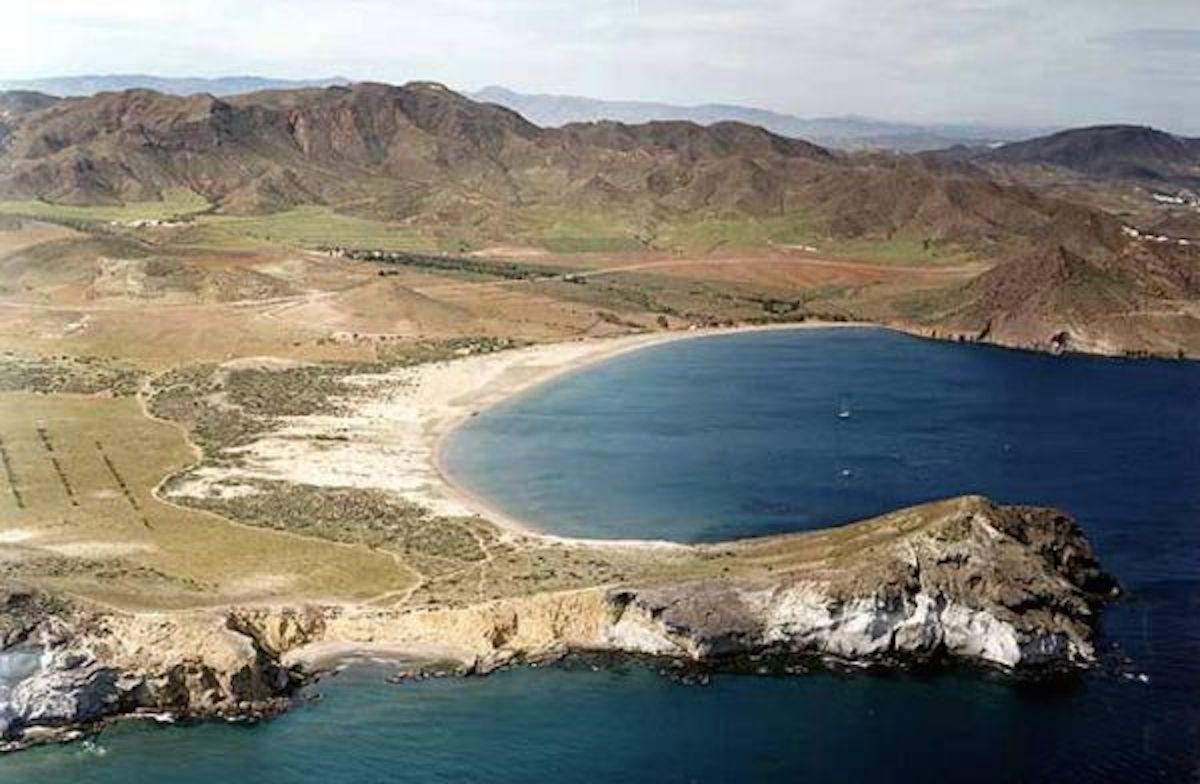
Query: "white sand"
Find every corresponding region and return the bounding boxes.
[166,323,867,541]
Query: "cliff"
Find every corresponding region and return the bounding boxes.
[0,496,1116,750]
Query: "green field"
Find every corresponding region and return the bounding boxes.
[0,189,211,226]
[656,214,973,266]
[0,191,974,266]
[184,206,437,252]
[516,207,647,253]
[826,233,976,266]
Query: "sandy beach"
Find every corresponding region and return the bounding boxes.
[165,321,868,544]
[428,322,876,537]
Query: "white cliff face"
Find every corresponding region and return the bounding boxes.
[6,655,119,730]
[601,603,683,657]
[595,581,1094,667]
[765,588,1030,667]
[0,625,123,744]
[594,583,1089,670]
[939,603,1022,666]
[0,611,298,750]
[0,497,1113,750]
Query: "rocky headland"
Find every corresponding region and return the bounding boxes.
[0,495,1117,751]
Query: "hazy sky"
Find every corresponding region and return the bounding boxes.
[4,0,1197,132]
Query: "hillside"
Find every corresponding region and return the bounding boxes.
[0,81,1196,358]
[0,82,834,219]
[985,125,1200,186]
[921,235,1200,357]
[0,82,1113,250]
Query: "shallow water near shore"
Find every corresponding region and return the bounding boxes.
[7,328,1200,782]
[0,662,1192,783]
[445,327,1199,553]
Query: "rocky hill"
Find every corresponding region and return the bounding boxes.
[0,81,1196,357]
[985,125,1200,186]
[925,236,1200,357]
[0,82,1126,247]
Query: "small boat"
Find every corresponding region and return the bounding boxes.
[837,397,851,419]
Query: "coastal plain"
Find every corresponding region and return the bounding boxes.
[0,194,1075,617]
[0,80,1190,749]
[0,209,1117,739]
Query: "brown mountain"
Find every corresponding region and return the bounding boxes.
[0,82,834,217]
[984,125,1200,186]
[0,82,1096,246]
[0,83,1126,243]
[925,231,1200,357]
[0,91,61,155]
[0,81,1196,357]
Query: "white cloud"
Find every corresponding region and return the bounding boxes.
[1,0,1196,132]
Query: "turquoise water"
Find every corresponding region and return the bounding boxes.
[1,664,1189,783]
[5,328,1199,782]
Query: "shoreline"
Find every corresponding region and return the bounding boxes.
[0,321,1130,752]
[424,321,873,543]
[164,316,1184,559]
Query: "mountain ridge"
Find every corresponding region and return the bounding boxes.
[0,74,352,98]
[470,85,1050,152]
[0,75,1051,152]
[0,80,1196,358]
[983,124,1200,186]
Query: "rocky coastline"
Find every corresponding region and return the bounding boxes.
[0,496,1117,752]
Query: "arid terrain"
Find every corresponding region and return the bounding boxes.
[0,79,1187,749]
[1,81,1197,357]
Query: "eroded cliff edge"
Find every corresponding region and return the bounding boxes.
[0,496,1116,751]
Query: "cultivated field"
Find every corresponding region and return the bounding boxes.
[0,391,415,609]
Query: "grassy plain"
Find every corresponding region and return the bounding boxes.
[179,206,437,253]
[0,195,975,267]
[0,392,414,609]
[0,195,985,613]
[0,189,210,227]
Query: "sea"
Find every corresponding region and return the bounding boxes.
[5,328,1198,782]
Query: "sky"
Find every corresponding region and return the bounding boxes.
[3,0,1197,133]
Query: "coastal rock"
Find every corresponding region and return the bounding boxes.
[299,497,1113,674]
[599,497,1115,669]
[0,496,1115,751]
[0,602,300,749]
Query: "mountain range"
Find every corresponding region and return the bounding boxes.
[0,81,1097,247]
[469,85,1051,152]
[0,74,351,98]
[982,124,1200,186]
[0,79,1196,357]
[0,75,1049,152]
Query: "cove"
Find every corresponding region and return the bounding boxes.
[443,328,1199,561]
[6,328,1198,782]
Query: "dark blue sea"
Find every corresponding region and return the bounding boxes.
[6,328,1198,782]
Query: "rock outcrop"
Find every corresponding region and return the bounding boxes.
[0,496,1116,751]
[0,595,301,750]
[602,496,1116,669]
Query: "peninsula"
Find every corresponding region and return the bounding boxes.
[0,328,1118,750]
[2,78,1182,752]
